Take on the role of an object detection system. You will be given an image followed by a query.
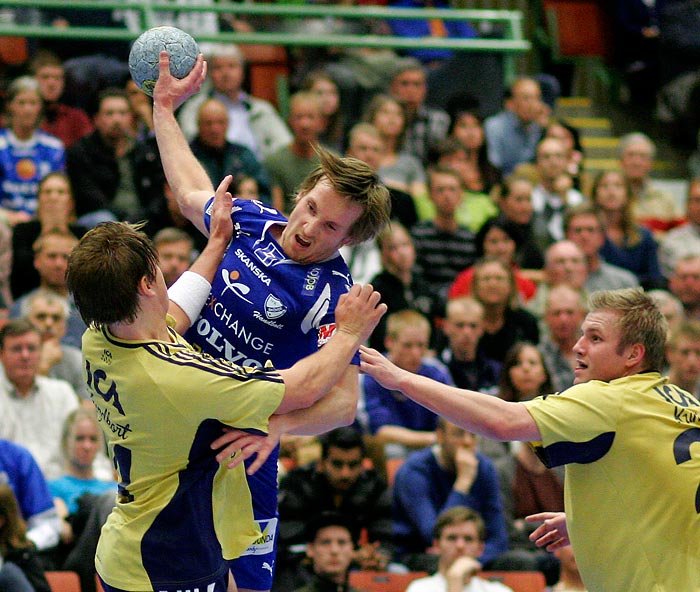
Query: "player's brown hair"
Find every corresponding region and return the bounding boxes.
[67,222,159,330]
[295,146,390,245]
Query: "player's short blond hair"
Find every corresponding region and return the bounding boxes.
[588,288,667,371]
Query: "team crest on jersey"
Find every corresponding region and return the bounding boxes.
[317,323,337,346]
[253,241,285,267]
[264,294,286,320]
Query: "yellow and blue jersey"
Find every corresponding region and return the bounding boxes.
[83,321,284,591]
[524,373,700,592]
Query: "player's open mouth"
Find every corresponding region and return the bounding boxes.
[296,235,311,247]
[574,360,587,371]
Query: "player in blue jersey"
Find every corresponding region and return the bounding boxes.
[360,287,700,592]
[65,176,386,592]
[0,76,65,222]
[152,52,391,592]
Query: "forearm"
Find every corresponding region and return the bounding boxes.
[153,100,213,232]
[376,425,436,448]
[278,331,361,413]
[168,175,233,332]
[392,369,539,441]
[276,383,357,436]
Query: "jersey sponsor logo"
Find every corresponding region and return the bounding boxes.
[654,384,700,425]
[85,360,125,415]
[220,268,253,303]
[240,517,278,556]
[233,248,272,285]
[317,323,337,347]
[303,267,322,294]
[253,241,285,268]
[193,318,273,368]
[94,406,133,440]
[301,283,331,334]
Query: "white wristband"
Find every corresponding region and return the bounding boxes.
[167,270,212,325]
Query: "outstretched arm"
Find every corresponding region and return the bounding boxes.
[152,51,215,235]
[359,345,541,442]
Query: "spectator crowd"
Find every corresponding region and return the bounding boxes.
[4,3,700,591]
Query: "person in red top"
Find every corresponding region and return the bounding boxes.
[448,217,536,303]
[30,51,94,148]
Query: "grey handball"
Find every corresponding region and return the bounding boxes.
[128,26,199,97]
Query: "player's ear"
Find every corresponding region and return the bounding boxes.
[627,343,645,367]
[138,275,154,296]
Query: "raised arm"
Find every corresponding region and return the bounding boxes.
[152,51,215,234]
[359,346,541,442]
[168,175,233,332]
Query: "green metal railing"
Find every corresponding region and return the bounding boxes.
[0,0,530,81]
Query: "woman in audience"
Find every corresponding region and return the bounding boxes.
[0,76,65,225]
[498,341,553,403]
[494,174,545,272]
[471,259,539,362]
[447,107,501,194]
[429,138,499,233]
[49,408,116,551]
[491,342,564,587]
[544,118,588,193]
[301,71,346,153]
[10,172,87,300]
[591,169,664,289]
[364,94,427,200]
[0,485,51,592]
[448,217,537,303]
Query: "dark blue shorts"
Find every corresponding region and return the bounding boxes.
[228,448,279,590]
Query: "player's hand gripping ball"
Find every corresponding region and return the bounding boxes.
[128,26,199,97]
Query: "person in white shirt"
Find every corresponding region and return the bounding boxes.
[0,319,78,480]
[406,506,513,592]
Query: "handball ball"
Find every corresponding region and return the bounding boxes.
[128,26,199,97]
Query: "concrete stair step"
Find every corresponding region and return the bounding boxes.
[583,156,684,178]
[564,116,613,137]
[581,136,619,158]
[555,96,594,118]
